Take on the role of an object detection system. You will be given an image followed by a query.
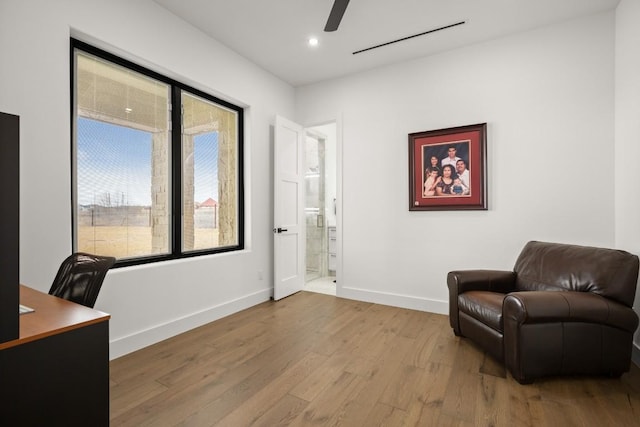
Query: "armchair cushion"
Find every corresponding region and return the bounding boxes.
[447,270,516,335]
[458,291,505,332]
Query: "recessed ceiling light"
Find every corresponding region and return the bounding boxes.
[308,37,319,47]
[125,107,132,113]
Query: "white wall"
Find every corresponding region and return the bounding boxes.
[0,0,294,358]
[615,0,640,357]
[296,12,616,313]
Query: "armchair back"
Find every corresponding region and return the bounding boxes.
[513,241,639,307]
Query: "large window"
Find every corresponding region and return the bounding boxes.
[72,40,243,266]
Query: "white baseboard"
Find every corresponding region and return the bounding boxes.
[109,289,271,360]
[338,286,448,315]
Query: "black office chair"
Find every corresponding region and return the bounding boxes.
[48,252,116,308]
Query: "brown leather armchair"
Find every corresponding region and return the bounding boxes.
[447,241,639,384]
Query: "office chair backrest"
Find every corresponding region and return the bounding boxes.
[48,252,116,308]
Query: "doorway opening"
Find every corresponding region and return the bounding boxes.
[303,123,337,296]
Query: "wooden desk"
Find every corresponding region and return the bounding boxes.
[0,285,110,426]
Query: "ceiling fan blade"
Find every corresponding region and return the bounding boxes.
[324,0,350,32]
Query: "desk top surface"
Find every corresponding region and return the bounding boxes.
[0,285,110,351]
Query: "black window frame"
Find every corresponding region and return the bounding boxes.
[70,38,244,268]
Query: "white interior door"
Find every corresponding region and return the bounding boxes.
[273,115,305,300]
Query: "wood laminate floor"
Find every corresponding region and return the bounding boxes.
[110,291,640,426]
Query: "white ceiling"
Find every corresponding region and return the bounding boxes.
[153,0,620,87]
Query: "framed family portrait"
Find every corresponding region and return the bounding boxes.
[408,123,487,211]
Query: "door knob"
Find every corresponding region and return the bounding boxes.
[273,227,288,233]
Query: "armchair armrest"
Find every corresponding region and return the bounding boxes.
[503,291,639,332]
[503,291,639,383]
[447,270,517,295]
[447,270,516,335]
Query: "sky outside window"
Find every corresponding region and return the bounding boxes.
[77,117,218,207]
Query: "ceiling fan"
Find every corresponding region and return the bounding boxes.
[324,0,350,32]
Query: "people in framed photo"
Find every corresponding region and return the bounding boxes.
[421,140,471,198]
[409,123,487,211]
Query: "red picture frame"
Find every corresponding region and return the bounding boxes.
[408,123,487,211]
